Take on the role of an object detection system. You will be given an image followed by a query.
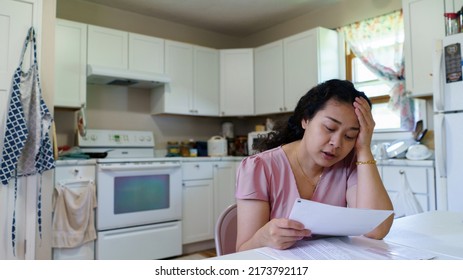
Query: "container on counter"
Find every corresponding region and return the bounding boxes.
[189,148,198,157]
[166,141,180,157]
[207,136,227,156]
[234,136,248,156]
[195,141,208,157]
[180,141,190,157]
[445,12,459,36]
[180,139,197,157]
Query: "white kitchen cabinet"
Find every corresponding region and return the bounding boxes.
[283,27,339,111]
[54,19,87,108]
[403,0,445,97]
[87,25,128,70]
[445,0,463,13]
[212,160,237,225]
[129,33,165,75]
[255,28,339,115]
[379,163,436,217]
[181,162,214,244]
[193,46,220,116]
[87,25,164,75]
[254,40,285,115]
[151,41,219,116]
[220,49,254,116]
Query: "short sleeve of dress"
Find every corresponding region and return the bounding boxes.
[235,155,271,201]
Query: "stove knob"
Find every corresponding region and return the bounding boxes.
[139,136,145,142]
[90,134,97,141]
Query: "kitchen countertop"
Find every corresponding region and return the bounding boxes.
[376,158,434,167]
[56,156,245,164]
[56,158,97,166]
[55,156,433,166]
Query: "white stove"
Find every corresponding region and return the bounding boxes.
[77,129,155,160]
[77,129,183,260]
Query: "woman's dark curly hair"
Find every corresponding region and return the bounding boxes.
[254,79,371,152]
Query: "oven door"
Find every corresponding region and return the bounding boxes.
[96,161,182,230]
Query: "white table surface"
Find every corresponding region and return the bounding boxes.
[213,211,463,260]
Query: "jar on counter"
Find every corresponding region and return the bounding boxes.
[444,12,459,36]
[167,141,180,157]
[180,141,191,157]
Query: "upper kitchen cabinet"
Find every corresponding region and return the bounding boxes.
[255,27,339,115]
[87,25,165,75]
[54,19,87,108]
[87,25,128,70]
[403,0,445,97]
[254,41,285,115]
[151,41,219,116]
[284,27,339,111]
[445,0,463,13]
[193,46,220,116]
[129,33,165,75]
[220,49,254,116]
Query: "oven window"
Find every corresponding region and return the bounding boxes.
[114,175,170,214]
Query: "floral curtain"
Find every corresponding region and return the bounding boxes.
[338,10,414,130]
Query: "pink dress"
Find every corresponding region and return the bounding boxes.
[235,146,358,219]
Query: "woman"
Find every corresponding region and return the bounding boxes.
[235,79,393,252]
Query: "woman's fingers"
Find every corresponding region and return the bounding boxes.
[265,219,311,249]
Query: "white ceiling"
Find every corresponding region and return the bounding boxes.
[81,0,340,37]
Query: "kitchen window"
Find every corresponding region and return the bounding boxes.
[347,53,425,133]
[347,53,400,130]
[340,10,419,133]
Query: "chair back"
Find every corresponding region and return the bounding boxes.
[215,203,237,256]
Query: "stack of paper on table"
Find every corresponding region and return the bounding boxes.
[255,199,435,260]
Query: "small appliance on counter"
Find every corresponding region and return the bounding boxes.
[207,135,227,156]
[248,131,271,155]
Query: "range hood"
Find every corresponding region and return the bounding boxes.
[87,65,170,88]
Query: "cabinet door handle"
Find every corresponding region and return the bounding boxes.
[399,169,405,175]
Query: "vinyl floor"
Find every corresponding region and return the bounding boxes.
[168,249,217,260]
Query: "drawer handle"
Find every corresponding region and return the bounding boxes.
[399,170,405,175]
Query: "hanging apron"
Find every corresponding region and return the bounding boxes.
[0,27,55,255]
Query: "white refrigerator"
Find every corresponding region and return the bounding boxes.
[433,33,463,212]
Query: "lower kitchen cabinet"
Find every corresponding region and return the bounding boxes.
[181,159,239,245]
[182,161,214,244]
[213,160,237,225]
[378,162,436,217]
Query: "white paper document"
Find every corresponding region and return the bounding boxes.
[288,198,393,236]
[257,237,436,260]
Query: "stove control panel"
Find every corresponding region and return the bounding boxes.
[77,129,155,148]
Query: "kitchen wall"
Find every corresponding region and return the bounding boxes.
[39,0,57,260]
[244,0,402,47]
[54,0,403,150]
[56,0,240,49]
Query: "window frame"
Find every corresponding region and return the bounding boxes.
[345,50,390,104]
